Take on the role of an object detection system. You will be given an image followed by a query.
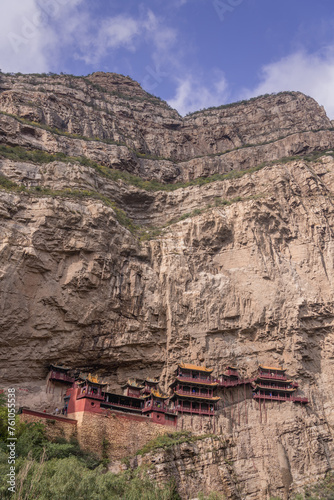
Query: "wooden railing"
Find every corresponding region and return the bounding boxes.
[253,394,308,403]
[219,378,254,387]
[292,397,308,404]
[255,383,295,391]
[143,404,167,413]
[177,375,214,385]
[254,394,293,402]
[258,372,287,381]
[103,401,143,411]
[176,390,213,398]
[175,406,214,415]
[77,390,104,400]
[49,371,74,384]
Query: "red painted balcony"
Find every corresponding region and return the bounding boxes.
[142,404,170,414]
[258,372,287,381]
[219,378,254,387]
[177,375,214,385]
[176,390,214,399]
[76,388,104,400]
[255,383,295,391]
[49,371,75,384]
[253,393,308,404]
[103,401,143,412]
[175,406,215,415]
[253,393,294,402]
[292,397,308,404]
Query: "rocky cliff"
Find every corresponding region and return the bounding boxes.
[1,72,334,499]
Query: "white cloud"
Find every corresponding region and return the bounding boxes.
[75,9,177,67]
[0,0,49,73]
[143,10,177,51]
[244,49,334,119]
[0,2,177,75]
[0,0,86,73]
[76,15,142,65]
[102,17,140,49]
[168,73,229,115]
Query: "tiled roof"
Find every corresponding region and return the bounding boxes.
[178,363,213,373]
[122,379,144,389]
[173,392,220,401]
[259,365,286,372]
[145,378,159,384]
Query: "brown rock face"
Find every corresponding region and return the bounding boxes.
[1,72,334,498]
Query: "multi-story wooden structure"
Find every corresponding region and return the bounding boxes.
[218,366,254,387]
[169,363,220,415]
[142,377,159,396]
[66,375,107,414]
[48,364,75,385]
[142,389,177,425]
[121,379,144,398]
[57,362,308,427]
[253,366,308,404]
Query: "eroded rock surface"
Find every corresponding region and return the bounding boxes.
[1,72,334,499]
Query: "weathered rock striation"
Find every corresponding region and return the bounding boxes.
[1,72,334,499]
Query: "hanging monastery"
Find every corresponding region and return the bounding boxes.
[20,362,309,430]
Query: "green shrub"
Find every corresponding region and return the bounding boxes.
[136,431,217,456]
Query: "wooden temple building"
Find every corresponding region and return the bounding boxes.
[218,366,254,387]
[169,363,220,415]
[252,366,308,404]
[43,361,308,428]
[48,364,75,384]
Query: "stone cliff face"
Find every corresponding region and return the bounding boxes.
[1,72,334,499]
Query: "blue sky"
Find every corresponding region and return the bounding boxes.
[1,0,334,117]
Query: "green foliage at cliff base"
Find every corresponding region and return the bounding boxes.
[0,417,180,499]
[136,430,220,455]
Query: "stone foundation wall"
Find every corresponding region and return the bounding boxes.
[19,410,77,442]
[72,410,170,460]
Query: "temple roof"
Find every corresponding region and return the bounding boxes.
[145,378,159,384]
[121,379,144,389]
[77,374,107,386]
[143,390,169,400]
[259,365,286,372]
[49,364,71,372]
[178,363,213,373]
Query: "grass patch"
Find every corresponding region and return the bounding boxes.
[294,472,334,500]
[2,104,334,167]
[185,91,300,117]
[0,143,266,194]
[0,420,181,499]
[0,173,137,233]
[0,111,125,147]
[136,431,217,456]
[0,144,77,164]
